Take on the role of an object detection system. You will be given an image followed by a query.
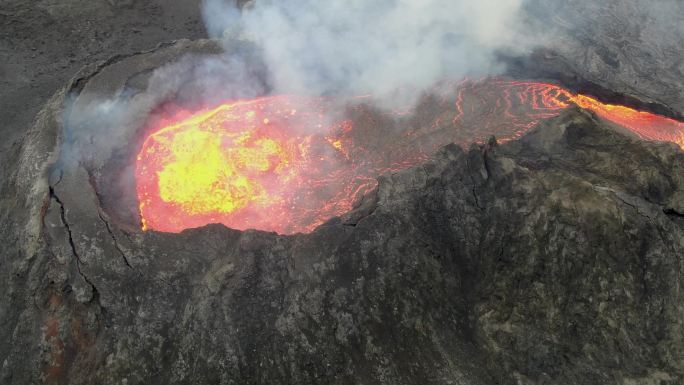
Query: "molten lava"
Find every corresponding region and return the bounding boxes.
[136,96,347,233]
[493,80,684,146]
[136,78,684,234]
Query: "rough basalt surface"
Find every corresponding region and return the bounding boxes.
[0,38,683,385]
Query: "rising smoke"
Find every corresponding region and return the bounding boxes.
[203,0,530,102]
[60,0,536,226]
[65,0,535,166]
[64,52,268,169]
[58,0,684,230]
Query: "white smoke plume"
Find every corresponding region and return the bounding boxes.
[203,0,529,101]
[61,0,534,222]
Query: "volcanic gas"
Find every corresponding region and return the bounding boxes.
[136,78,684,234]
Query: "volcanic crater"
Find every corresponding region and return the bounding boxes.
[2,8,684,384]
[80,40,684,238]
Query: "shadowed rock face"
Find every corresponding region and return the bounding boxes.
[1,39,683,385]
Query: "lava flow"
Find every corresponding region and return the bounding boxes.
[136,96,351,234]
[136,78,684,234]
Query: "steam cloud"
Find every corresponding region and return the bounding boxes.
[203,0,529,101]
[56,0,684,232]
[61,0,536,226]
[65,0,537,168]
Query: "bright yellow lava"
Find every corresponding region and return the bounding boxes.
[147,104,290,217]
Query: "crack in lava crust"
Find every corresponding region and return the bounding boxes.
[136,78,684,234]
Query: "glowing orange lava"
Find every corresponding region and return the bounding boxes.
[136,96,352,233]
[136,78,684,234]
[492,80,684,147]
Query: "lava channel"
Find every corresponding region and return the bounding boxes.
[136,78,684,234]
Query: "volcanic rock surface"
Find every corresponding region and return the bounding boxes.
[0,0,206,186]
[1,38,683,385]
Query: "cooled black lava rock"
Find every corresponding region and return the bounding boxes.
[1,40,683,385]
